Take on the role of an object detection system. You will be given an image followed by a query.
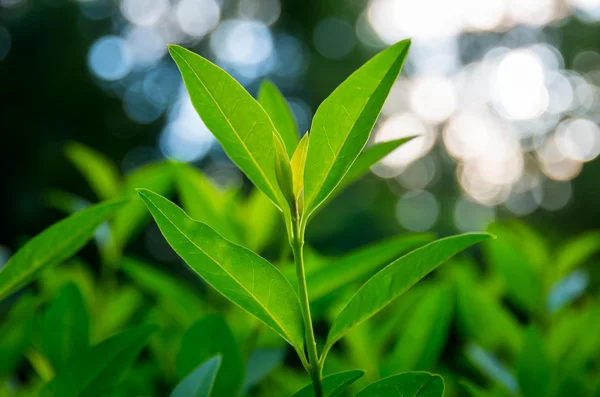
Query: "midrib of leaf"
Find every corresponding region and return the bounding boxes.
[171,49,281,210]
[144,196,297,346]
[307,59,400,215]
[412,376,434,397]
[0,218,102,299]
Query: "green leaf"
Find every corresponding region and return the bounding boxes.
[65,141,122,201]
[177,316,243,397]
[137,189,304,351]
[175,163,241,244]
[112,161,174,248]
[325,233,491,355]
[0,198,127,301]
[169,44,285,209]
[307,233,433,302]
[40,284,90,372]
[517,327,552,397]
[303,39,411,218]
[121,256,207,326]
[381,285,453,375]
[170,355,222,397]
[242,348,285,393]
[355,372,444,397]
[459,380,494,397]
[259,80,299,157]
[94,286,144,341]
[291,133,309,199]
[339,137,416,191]
[45,324,157,397]
[273,133,295,211]
[292,370,365,397]
[555,230,600,281]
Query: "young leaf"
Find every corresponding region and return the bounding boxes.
[273,133,295,210]
[291,133,309,198]
[65,141,122,201]
[170,355,222,397]
[169,44,285,209]
[0,198,127,301]
[44,324,157,397]
[381,285,453,375]
[306,233,433,302]
[137,189,305,351]
[176,316,243,397]
[355,372,444,397]
[324,233,491,355]
[40,284,90,372]
[175,163,241,243]
[517,327,552,397]
[292,370,365,397]
[303,39,411,218]
[259,80,299,156]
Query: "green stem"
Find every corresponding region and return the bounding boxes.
[291,216,324,397]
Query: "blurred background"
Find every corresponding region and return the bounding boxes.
[1,0,600,255]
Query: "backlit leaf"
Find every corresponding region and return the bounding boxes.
[303,39,410,218]
[259,80,299,157]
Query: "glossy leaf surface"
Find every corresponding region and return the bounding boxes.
[138,189,304,350]
[355,372,444,397]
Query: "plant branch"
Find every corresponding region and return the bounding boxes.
[291,214,324,397]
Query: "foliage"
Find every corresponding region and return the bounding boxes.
[1,39,598,397]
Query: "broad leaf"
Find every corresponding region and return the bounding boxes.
[355,372,444,397]
[259,80,299,156]
[517,327,552,397]
[381,284,453,375]
[65,141,122,200]
[44,325,157,397]
[325,233,490,354]
[175,163,241,243]
[303,39,411,218]
[137,189,304,351]
[41,284,90,372]
[169,45,285,209]
[171,355,222,397]
[307,233,433,302]
[292,370,365,397]
[177,316,243,397]
[0,198,127,300]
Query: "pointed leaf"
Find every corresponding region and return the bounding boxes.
[41,284,90,372]
[307,233,433,302]
[291,133,309,198]
[169,44,284,209]
[65,141,122,200]
[171,356,222,397]
[177,316,243,397]
[341,137,416,189]
[325,233,491,354]
[517,327,552,397]
[355,372,444,397]
[273,133,295,210]
[303,39,411,217]
[137,189,304,350]
[45,325,157,397]
[259,80,299,156]
[0,198,127,301]
[292,370,365,397]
